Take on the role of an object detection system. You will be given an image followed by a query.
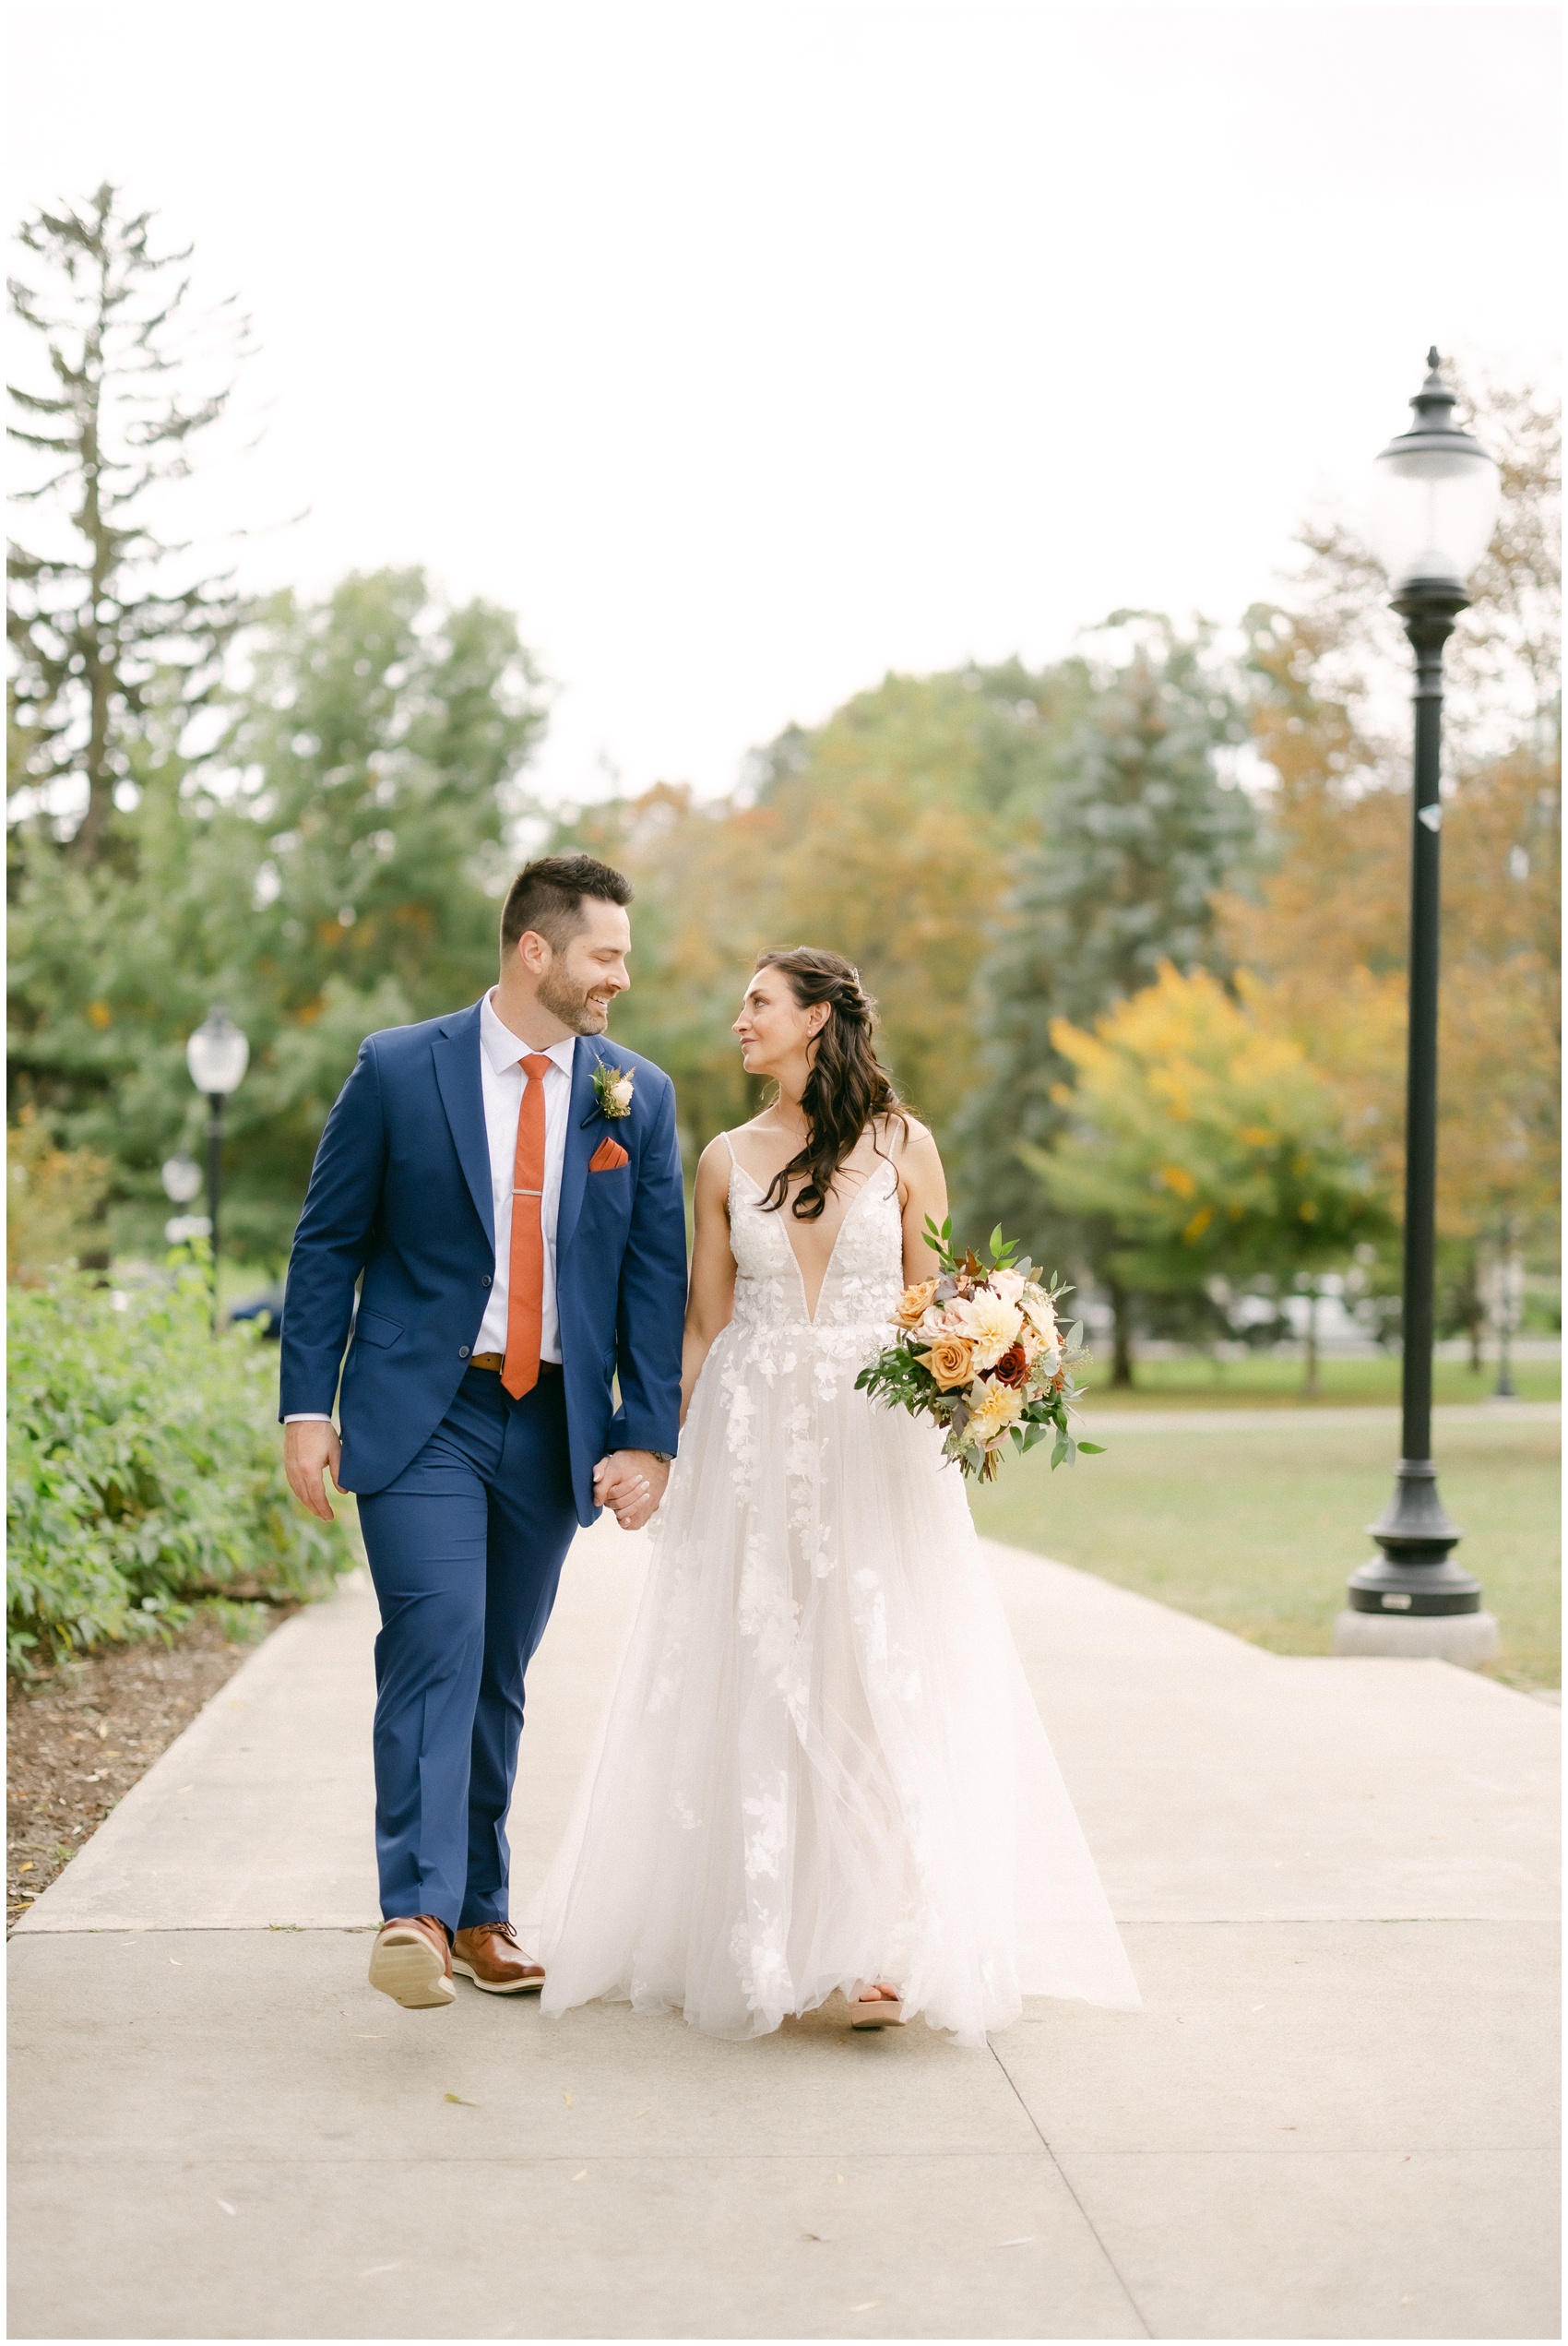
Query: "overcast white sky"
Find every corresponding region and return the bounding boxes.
[6,2,1561,806]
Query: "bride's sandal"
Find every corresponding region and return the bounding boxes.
[849,1981,905,2028]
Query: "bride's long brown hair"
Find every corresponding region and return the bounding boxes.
[754,947,907,1221]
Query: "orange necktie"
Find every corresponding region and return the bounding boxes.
[502,1054,556,1399]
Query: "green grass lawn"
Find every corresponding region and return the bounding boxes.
[1078,1352,1560,1408]
[970,1411,1561,1692]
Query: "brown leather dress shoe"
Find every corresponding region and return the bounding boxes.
[452,1920,546,1995]
[368,1914,456,2008]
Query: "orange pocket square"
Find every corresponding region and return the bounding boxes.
[588,1137,630,1172]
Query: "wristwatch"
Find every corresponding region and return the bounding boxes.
[649,1451,672,1466]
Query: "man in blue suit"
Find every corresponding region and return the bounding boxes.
[280,854,687,2011]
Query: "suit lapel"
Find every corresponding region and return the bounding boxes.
[555,1039,605,1265]
[432,1003,494,1249]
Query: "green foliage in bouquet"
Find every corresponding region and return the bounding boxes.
[6,1262,350,1672]
[856,1218,1107,1483]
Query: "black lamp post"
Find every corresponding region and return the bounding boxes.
[184,1007,250,1330]
[1342,352,1501,1644]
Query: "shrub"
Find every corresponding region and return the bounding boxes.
[7,1110,113,1283]
[7,1263,348,1671]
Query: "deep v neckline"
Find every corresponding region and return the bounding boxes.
[731,1157,885,1326]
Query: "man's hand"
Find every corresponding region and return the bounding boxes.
[284,1420,342,1522]
[593,1449,671,1531]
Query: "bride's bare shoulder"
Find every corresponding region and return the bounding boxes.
[695,1133,735,1188]
[876,1112,937,1158]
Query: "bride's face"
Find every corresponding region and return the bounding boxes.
[733,969,826,1081]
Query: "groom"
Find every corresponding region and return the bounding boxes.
[279,854,686,2011]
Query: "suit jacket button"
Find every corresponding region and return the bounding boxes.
[481,1275,492,1287]
[458,1345,470,1359]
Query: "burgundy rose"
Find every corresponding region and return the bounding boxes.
[991,1341,1029,1389]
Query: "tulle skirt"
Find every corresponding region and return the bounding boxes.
[537,1312,1141,2045]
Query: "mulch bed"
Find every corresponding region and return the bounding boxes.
[6,1608,296,1928]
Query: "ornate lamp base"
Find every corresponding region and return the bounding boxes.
[1345,1458,1482,1616]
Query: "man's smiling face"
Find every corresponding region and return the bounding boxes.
[535,896,632,1035]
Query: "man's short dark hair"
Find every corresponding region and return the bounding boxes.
[500,854,634,957]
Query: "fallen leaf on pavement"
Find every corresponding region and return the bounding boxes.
[563,2090,573,2105]
[571,2170,588,2183]
[215,2199,236,2215]
[996,2236,1036,2247]
[361,2263,403,2278]
[444,2092,481,2106]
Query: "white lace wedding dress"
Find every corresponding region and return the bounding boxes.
[536,1144,1140,2044]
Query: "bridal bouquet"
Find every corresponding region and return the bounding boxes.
[855,1219,1104,1483]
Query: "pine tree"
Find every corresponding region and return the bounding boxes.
[956,615,1254,1378]
[7,184,248,863]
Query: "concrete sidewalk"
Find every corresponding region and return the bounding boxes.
[9,1524,1559,2340]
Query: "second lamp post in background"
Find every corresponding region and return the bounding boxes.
[1336,351,1502,1664]
[184,1007,250,1331]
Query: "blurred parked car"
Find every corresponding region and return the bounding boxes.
[229,1282,285,1339]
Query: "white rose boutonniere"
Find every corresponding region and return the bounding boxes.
[592,1062,636,1120]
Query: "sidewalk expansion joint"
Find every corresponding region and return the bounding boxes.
[986,2040,1154,2340]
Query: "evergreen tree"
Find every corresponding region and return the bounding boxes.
[956,615,1253,1376]
[7,185,249,863]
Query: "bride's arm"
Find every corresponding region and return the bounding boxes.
[680,1137,738,1423]
[893,1118,949,1287]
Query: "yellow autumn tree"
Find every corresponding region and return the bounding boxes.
[1028,968,1387,1341]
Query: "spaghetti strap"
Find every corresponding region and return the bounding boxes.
[719,1130,736,1167]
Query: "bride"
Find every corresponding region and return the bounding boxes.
[537,947,1139,2044]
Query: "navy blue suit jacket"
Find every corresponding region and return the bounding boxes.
[278,1002,687,1525]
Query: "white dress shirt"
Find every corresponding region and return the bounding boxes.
[284,994,576,1421]
[473,991,576,1363]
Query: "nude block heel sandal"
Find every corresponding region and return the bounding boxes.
[849,1982,905,2028]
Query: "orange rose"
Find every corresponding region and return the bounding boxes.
[893,1277,940,1328]
[918,1334,977,1390]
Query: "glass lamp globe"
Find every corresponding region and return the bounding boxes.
[1368,349,1501,593]
[160,1153,204,1205]
[186,1006,250,1097]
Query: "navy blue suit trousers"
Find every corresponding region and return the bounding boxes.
[357,1366,580,1933]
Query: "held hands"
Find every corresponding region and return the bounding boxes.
[284,1420,342,1522]
[593,1449,670,1531]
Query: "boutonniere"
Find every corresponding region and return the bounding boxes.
[590,1061,636,1121]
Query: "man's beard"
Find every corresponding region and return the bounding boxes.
[537,963,610,1035]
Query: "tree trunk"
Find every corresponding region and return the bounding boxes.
[1302,1282,1320,1399]
[1109,1280,1134,1387]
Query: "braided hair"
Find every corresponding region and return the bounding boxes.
[753,947,907,1221]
